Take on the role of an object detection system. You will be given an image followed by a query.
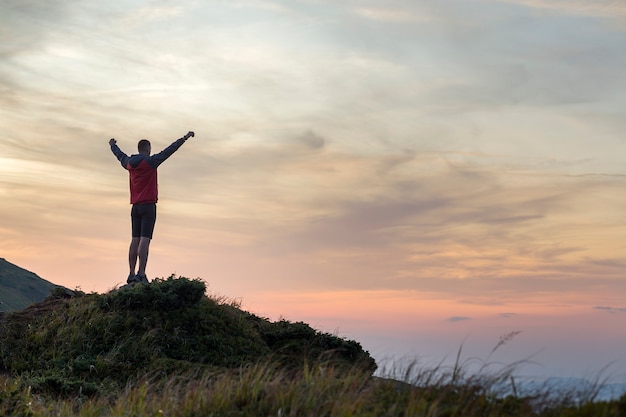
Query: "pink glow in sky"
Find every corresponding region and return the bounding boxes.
[2,0,626,381]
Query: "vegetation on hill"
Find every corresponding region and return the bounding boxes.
[0,276,374,395]
[1,276,625,416]
[0,258,61,312]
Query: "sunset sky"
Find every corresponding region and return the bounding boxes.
[2,0,626,381]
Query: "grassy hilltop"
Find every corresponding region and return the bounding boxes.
[0,276,374,391]
[1,276,625,416]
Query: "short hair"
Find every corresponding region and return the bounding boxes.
[138,139,151,154]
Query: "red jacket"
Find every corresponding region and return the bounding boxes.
[111,138,187,204]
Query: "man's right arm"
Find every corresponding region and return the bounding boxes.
[109,138,130,168]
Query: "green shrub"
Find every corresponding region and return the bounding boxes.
[97,275,206,311]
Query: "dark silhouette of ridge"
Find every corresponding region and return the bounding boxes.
[0,258,61,312]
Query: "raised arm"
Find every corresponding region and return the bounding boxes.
[109,138,130,168]
[150,131,194,167]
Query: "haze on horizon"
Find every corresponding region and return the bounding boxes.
[2,0,626,380]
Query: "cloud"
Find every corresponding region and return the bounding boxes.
[251,150,584,251]
[0,1,71,52]
[117,6,184,27]
[447,316,471,322]
[354,7,427,23]
[499,313,517,318]
[593,306,626,314]
[242,155,626,298]
[341,1,626,113]
[298,130,326,150]
[491,0,626,20]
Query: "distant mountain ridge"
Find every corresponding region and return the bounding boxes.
[0,258,60,312]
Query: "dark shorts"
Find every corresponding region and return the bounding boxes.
[131,203,157,239]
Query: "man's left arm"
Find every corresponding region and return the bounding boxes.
[151,131,194,167]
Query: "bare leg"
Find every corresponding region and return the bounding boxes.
[129,237,140,276]
[137,237,152,277]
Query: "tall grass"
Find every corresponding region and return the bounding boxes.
[2,359,626,417]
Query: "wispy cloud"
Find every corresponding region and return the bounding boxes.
[491,0,626,20]
[354,7,429,23]
[447,316,471,323]
[499,313,517,318]
[593,306,626,314]
[116,6,184,27]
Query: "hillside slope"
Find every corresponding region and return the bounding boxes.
[0,258,59,312]
[0,276,376,396]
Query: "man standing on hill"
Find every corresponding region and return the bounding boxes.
[109,131,194,286]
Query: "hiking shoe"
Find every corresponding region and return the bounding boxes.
[127,274,139,284]
[135,274,149,284]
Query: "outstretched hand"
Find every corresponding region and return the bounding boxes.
[184,131,195,139]
[109,138,116,146]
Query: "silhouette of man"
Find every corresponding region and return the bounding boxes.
[109,131,194,285]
